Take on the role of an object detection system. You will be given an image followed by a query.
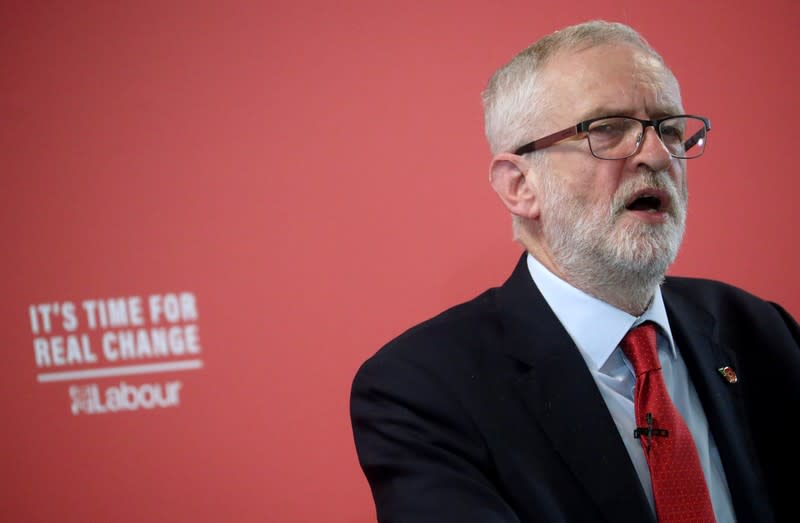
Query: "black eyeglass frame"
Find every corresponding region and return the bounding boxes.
[513,114,712,160]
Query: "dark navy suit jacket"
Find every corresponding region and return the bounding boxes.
[350,253,800,522]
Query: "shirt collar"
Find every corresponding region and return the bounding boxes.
[526,253,677,370]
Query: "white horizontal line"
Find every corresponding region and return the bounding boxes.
[37,360,204,383]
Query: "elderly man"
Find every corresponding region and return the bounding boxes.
[350,20,799,522]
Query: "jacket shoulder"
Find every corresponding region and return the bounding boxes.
[356,287,502,374]
[663,275,799,339]
[664,275,777,309]
[665,274,758,296]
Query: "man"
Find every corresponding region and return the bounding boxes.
[350,20,800,522]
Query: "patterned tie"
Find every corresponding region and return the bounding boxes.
[621,322,716,522]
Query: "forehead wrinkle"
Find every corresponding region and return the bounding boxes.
[632,52,684,114]
[537,44,684,132]
[576,67,682,120]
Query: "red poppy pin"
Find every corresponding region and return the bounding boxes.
[717,366,737,384]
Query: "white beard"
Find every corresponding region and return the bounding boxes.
[540,169,687,312]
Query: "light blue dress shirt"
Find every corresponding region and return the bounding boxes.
[526,253,735,522]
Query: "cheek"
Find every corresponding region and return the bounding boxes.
[671,161,689,197]
[586,163,625,207]
[549,156,623,209]
[561,156,613,190]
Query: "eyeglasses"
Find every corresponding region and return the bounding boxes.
[513,115,711,160]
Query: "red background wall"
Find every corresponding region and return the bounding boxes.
[2,1,798,522]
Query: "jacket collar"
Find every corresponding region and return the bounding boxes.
[495,252,655,522]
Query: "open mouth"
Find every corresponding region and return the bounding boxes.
[625,189,670,213]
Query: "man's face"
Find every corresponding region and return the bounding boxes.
[533,43,688,285]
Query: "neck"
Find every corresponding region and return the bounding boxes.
[524,241,663,316]
[567,267,661,316]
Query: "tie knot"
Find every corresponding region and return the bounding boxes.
[621,322,660,375]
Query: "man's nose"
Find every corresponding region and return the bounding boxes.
[633,126,673,171]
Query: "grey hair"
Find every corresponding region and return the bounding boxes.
[481,20,669,156]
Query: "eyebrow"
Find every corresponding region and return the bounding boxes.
[578,105,683,121]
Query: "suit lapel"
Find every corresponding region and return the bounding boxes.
[662,283,771,522]
[496,254,654,522]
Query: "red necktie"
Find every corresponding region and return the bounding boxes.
[621,322,716,522]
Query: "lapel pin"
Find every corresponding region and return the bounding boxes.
[717,366,737,384]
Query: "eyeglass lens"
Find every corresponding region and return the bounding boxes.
[587,116,707,159]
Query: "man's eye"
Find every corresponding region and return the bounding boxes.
[661,125,683,139]
[590,121,628,136]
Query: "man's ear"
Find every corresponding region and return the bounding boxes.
[489,153,540,220]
